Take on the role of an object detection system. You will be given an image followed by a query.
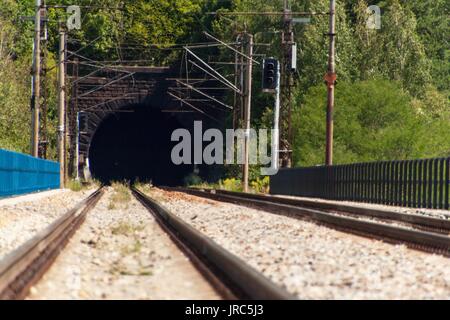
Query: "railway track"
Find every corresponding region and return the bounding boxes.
[131,187,295,300]
[167,187,450,257]
[0,188,104,300]
[214,190,450,233]
[8,184,443,300]
[0,186,294,300]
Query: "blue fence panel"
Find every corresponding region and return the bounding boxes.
[0,149,60,198]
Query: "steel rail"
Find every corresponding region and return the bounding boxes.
[131,187,295,300]
[0,188,104,300]
[168,188,450,256]
[213,190,450,232]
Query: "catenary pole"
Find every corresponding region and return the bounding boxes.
[31,0,42,157]
[242,33,253,192]
[57,24,66,188]
[325,0,337,166]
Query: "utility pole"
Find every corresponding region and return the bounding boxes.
[40,0,49,159]
[57,23,66,188]
[242,33,253,193]
[233,33,243,130]
[31,0,42,157]
[272,61,281,173]
[73,58,80,181]
[280,0,295,168]
[325,0,337,166]
[208,8,321,170]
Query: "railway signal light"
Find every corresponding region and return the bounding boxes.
[78,112,89,134]
[262,58,279,93]
[261,58,281,175]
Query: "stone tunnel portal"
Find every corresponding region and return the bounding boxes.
[88,105,193,186]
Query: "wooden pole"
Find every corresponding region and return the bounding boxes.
[31,0,42,157]
[57,24,66,188]
[325,0,336,166]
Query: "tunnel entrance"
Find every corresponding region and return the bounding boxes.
[89,105,193,186]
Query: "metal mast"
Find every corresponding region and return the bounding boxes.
[279,0,295,168]
[242,33,254,192]
[325,0,337,166]
[57,24,67,188]
[31,0,42,157]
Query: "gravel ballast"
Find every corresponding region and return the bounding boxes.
[0,188,95,260]
[144,188,450,300]
[28,187,221,300]
[274,194,450,221]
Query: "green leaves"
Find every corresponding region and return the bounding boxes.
[0,0,448,164]
[0,58,31,154]
[402,0,449,93]
[292,80,450,167]
[63,0,204,63]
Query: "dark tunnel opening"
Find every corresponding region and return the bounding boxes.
[89,105,193,186]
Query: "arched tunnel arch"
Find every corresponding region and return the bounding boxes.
[88,105,194,186]
[73,66,226,185]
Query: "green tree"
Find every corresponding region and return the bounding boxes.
[43,0,204,64]
[352,0,432,95]
[1,0,448,166]
[0,15,31,153]
[292,80,450,166]
[402,0,449,93]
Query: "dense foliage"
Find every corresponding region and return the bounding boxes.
[0,0,448,167]
[213,0,449,165]
[0,1,32,153]
[293,80,450,166]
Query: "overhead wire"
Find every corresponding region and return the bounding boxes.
[61,5,255,120]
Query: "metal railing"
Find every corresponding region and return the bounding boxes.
[0,149,59,198]
[270,157,450,210]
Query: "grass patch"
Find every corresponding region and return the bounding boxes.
[133,180,153,193]
[109,239,153,277]
[120,240,143,255]
[108,182,131,209]
[109,262,153,277]
[111,222,145,236]
[111,182,131,202]
[67,180,83,192]
[67,179,101,192]
[132,182,168,201]
[109,262,132,276]
[190,177,270,194]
